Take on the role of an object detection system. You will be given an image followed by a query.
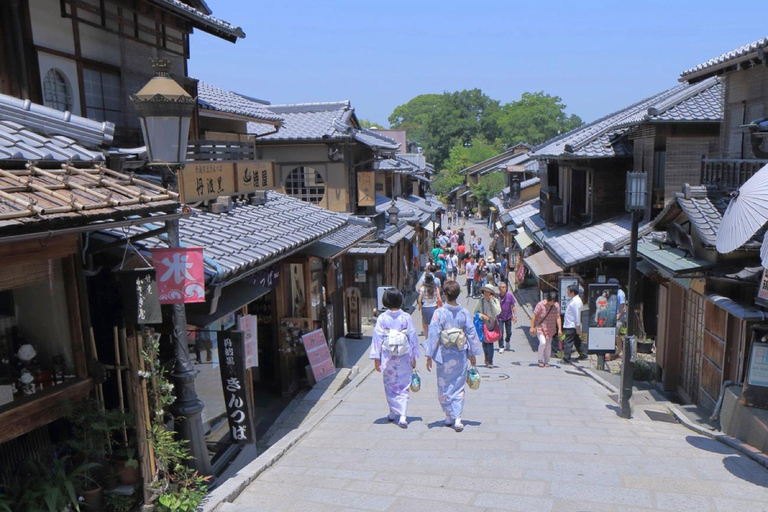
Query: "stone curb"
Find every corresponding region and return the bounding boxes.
[572,363,619,393]
[202,362,377,512]
[667,404,768,470]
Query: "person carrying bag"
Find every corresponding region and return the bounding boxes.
[474,284,501,368]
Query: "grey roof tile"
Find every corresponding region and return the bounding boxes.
[375,194,429,223]
[0,121,105,162]
[401,194,442,214]
[197,82,283,124]
[464,149,531,176]
[681,36,768,80]
[151,0,244,40]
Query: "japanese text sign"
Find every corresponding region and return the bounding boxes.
[252,266,280,290]
[236,162,275,193]
[301,329,335,383]
[587,283,618,352]
[151,247,206,304]
[120,268,162,324]
[217,330,256,444]
[239,315,259,368]
[357,172,375,207]
[179,162,236,202]
[758,269,768,306]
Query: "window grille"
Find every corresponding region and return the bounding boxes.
[83,68,121,125]
[42,69,73,112]
[285,167,325,204]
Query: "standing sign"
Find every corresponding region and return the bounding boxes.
[301,329,336,383]
[747,342,768,388]
[558,276,580,315]
[587,283,619,352]
[239,315,259,368]
[357,172,375,207]
[217,330,256,443]
[151,248,205,304]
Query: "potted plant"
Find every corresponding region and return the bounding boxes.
[113,444,140,486]
[637,337,654,354]
[104,492,134,512]
[19,456,99,512]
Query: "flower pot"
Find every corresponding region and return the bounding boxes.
[637,342,654,354]
[114,459,141,486]
[80,485,103,511]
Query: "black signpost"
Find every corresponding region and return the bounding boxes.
[217,330,256,444]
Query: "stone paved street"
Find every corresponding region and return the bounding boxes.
[219,220,768,512]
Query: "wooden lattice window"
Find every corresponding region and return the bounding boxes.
[285,166,325,204]
[680,289,705,404]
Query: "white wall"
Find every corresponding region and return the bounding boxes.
[79,23,120,65]
[29,0,75,53]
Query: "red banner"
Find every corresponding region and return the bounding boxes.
[151,247,206,304]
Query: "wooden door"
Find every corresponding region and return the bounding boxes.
[679,289,705,404]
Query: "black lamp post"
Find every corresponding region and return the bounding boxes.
[621,171,647,419]
[131,59,212,475]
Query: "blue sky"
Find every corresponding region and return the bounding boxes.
[189,1,766,128]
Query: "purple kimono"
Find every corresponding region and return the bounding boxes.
[425,305,483,420]
[369,309,421,417]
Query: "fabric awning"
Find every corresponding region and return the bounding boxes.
[423,221,439,232]
[524,250,564,277]
[515,231,534,249]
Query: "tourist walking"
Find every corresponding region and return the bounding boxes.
[369,289,420,428]
[457,241,467,274]
[425,281,482,432]
[465,256,477,298]
[418,274,441,339]
[529,291,562,368]
[445,249,458,281]
[497,282,517,353]
[474,284,501,368]
[562,285,587,364]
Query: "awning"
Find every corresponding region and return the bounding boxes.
[495,221,502,230]
[185,279,270,327]
[515,231,534,250]
[423,221,439,232]
[524,250,564,277]
[637,242,714,275]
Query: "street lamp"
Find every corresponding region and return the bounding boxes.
[388,199,399,226]
[621,171,647,420]
[131,59,212,475]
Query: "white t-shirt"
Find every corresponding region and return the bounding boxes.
[563,295,583,329]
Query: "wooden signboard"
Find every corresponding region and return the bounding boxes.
[217,330,256,443]
[179,162,236,203]
[236,161,275,193]
[357,172,375,207]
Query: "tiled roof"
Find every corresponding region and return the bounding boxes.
[0,92,113,150]
[489,196,503,210]
[249,101,399,151]
[504,177,541,195]
[464,149,530,176]
[102,191,347,282]
[197,82,283,125]
[530,78,722,159]
[0,165,178,235]
[151,0,244,41]
[501,199,539,227]
[0,121,105,161]
[302,222,374,259]
[384,223,415,245]
[348,242,389,255]
[681,36,768,81]
[375,194,429,223]
[638,242,714,274]
[402,194,442,214]
[675,190,760,250]
[375,156,419,172]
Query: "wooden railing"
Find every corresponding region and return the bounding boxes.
[700,158,768,189]
[186,140,255,161]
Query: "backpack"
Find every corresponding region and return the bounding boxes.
[383,328,410,356]
[439,309,468,350]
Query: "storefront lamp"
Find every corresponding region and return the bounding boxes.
[625,172,647,211]
[388,200,399,225]
[130,59,194,164]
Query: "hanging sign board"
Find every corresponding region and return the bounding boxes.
[558,276,580,315]
[301,328,336,383]
[756,269,768,308]
[178,162,236,203]
[151,247,206,304]
[236,161,275,193]
[120,268,162,324]
[357,172,375,207]
[587,283,618,352]
[252,266,280,290]
[239,315,259,368]
[217,330,256,443]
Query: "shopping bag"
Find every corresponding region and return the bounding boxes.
[473,313,485,343]
[466,365,481,390]
[410,369,421,392]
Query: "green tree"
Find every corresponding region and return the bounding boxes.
[497,91,583,146]
[358,118,383,129]
[432,137,501,198]
[470,172,506,208]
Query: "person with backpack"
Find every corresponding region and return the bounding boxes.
[424,281,482,432]
[445,249,459,281]
[369,289,420,428]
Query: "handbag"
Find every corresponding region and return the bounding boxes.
[481,300,502,343]
[466,365,481,390]
[410,369,421,392]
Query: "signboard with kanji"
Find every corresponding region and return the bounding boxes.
[357,172,375,207]
[252,266,280,289]
[217,330,256,444]
[301,329,335,383]
[151,247,206,304]
[757,269,768,308]
[239,314,259,368]
[179,162,236,202]
[120,268,162,324]
[587,283,618,353]
[236,161,275,193]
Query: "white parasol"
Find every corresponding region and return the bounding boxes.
[716,163,768,254]
[761,231,768,268]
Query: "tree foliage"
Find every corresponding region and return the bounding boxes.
[357,118,382,129]
[432,136,501,198]
[388,90,582,170]
[470,172,506,208]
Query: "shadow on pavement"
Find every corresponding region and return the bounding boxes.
[426,419,482,429]
[684,435,768,487]
[373,416,423,425]
[685,435,734,455]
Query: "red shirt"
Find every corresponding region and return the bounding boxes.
[533,300,560,338]
[457,244,466,254]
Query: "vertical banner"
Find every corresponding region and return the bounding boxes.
[151,247,206,304]
[239,315,259,368]
[587,283,619,352]
[217,331,256,444]
[120,268,162,324]
[301,329,336,383]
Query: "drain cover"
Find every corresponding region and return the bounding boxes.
[645,410,677,423]
[480,373,510,381]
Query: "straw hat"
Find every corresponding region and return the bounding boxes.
[480,284,498,295]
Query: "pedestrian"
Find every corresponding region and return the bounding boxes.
[450,230,458,252]
[469,229,476,248]
[418,274,441,340]
[463,206,469,225]
[192,328,213,363]
[529,291,562,368]
[437,253,447,274]
[425,281,482,432]
[465,256,477,298]
[369,289,420,428]
[457,242,466,274]
[497,282,517,353]
[457,227,465,246]
[474,237,486,259]
[499,255,509,287]
[474,283,501,368]
[447,209,453,227]
[608,277,626,360]
[562,285,586,364]
[445,249,458,281]
[477,257,488,287]
[431,244,444,264]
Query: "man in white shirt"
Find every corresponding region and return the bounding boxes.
[562,284,587,364]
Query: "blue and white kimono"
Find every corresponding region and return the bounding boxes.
[369,309,421,417]
[425,304,483,420]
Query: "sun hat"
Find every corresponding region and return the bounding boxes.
[480,284,498,295]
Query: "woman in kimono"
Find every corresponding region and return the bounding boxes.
[425,281,482,432]
[369,289,420,428]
